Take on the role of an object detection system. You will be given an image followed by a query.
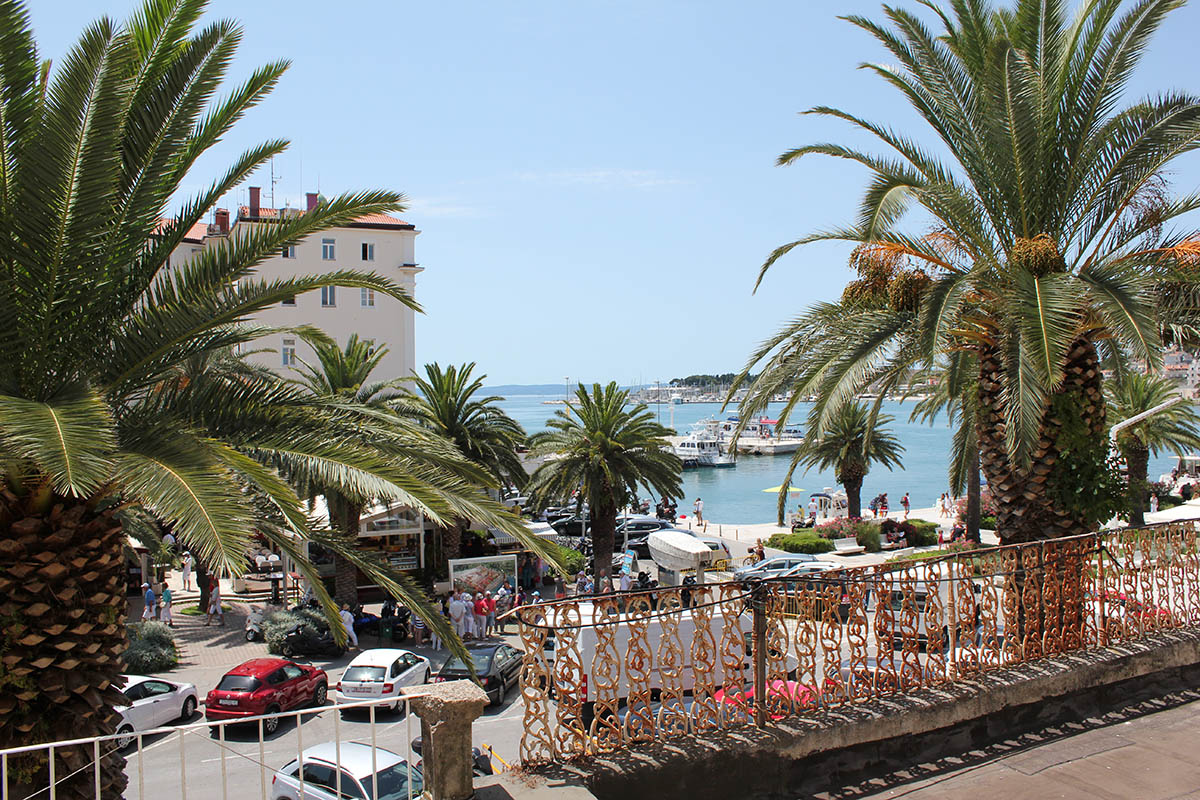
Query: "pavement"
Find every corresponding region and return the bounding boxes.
[834,689,1200,800]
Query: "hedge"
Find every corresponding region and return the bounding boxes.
[123,621,178,674]
[766,532,835,555]
[262,608,330,655]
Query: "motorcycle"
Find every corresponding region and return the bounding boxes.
[410,736,494,777]
[244,606,266,642]
[351,604,381,636]
[280,622,344,658]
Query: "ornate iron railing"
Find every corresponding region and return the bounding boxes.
[515,522,1200,764]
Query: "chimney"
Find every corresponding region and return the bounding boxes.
[214,208,229,233]
[249,186,261,217]
[306,192,319,212]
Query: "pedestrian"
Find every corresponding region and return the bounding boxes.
[575,571,588,596]
[754,539,766,563]
[204,578,223,626]
[868,495,880,518]
[880,493,889,517]
[449,592,467,638]
[339,603,359,650]
[554,574,566,600]
[901,493,910,519]
[495,586,512,634]
[1150,493,1160,514]
[141,582,155,622]
[411,609,427,646]
[160,586,173,627]
[180,552,193,591]
[693,497,704,527]
[485,590,497,635]
[473,593,489,637]
[619,569,632,592]
[808,496,819,522]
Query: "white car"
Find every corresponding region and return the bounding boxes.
[333,649,431,712]
[115,675,198,749]
[271,742,421,800]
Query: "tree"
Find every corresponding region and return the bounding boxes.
[1107,373,1200,527]
[0,3,554,796]
[787,400,904,519]
[527,383,682,589]
[405,362,529,571]
[290,334,406,604]
[742,0,1200,544]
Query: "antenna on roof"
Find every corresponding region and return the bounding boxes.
[269,158,282,210]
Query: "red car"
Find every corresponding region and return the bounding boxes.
[204,658,328,733]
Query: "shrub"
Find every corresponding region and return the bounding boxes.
[979,515,998,530]
[545,541,587,577]
[814,516,878,540]
[262,608,329,655]
[855,526,881,552]
[767,532,835,555]
[123,622,178,674]
[954,490,999,522]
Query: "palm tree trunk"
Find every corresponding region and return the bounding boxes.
[591,497,618,592]
[1124,443,1150,528]
[977,339,1106,544]
[0,493,129,800]
[442,520,464,563]
[967,448,981,539]
[328,495,362,606]
[197,558,210,612]
[842,472,864,519]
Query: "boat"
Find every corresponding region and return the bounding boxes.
[715,416,805,455]
[670,419,736,469]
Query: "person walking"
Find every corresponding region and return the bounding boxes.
[1150,493,1160,514]
[204,578,223,626]
[485,590,497,635]
[901,493,910,519]
[495,585,512,635]
[693,497,705,529]
[449,592,467,639]
[410,606,427,646]
[754,539,766,563]
[180,552,193,591]
[160,586,173,627]
[141,583,156,622]
[473,593,489,638]
[879,493,889,518]
[339,603,359,650]
[575,571,589,596]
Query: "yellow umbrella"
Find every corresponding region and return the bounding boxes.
[762,485,803,493]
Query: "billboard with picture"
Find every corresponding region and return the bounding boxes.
[448,554,518,596]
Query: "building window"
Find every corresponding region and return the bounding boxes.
[361,242,374,261]
[361,288,375,307]
[321,238,335,260]
[281,245,296,259]
[321,286,336,307]
[281,294,296,306]
[281,338,296,367]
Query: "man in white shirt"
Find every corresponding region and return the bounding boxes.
[619,571,632,592]
[808,497,819,521]
[693,497,705,528]
[339,604,358,650]
[448,593,466,638]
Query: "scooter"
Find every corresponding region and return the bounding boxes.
[244,606,266,642]
[351,604,381,636]
[280,623,345,658]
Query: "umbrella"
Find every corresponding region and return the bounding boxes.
[762,485,803,493]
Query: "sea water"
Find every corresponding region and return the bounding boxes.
[497,394,1178,525]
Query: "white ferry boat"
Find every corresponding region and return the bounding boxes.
[670,419,736,468]
[716,416,805,455]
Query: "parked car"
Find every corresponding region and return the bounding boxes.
[434,642,522,706]
[334,648,432,713]
[618,517,675,558]
[550,514,591,537]
[270,742,422,800]
[633,527,733,568]
[205,658,328,733]
[115,675,198,749]
[732,553,820,582]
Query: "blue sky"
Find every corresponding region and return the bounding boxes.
[32,1,1200,385]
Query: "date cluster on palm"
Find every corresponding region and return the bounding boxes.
[0,492,129,799]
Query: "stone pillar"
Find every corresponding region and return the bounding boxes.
[403,679,489,800]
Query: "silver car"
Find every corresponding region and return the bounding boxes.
[115,675,198,749]
[733,553,818,581]
[271,742,422,800]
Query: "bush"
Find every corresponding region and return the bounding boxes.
[766,532,835,555]
[814,516,868,540]
[123,622,178,674]
[855,526,881,553]
[979,515,998,530]
[954,490,999,522]
[545,541,587,577]
[262,608,329,655]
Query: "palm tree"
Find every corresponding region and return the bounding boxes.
[527,383,682,589]
[787,400,904,520]
[290,334,406,604]
[741,0,1200,544]
[0,3,552,796]
[1107,373,1200,527]
[405,363,529,571]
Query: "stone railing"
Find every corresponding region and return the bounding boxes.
[514,522,1200,764]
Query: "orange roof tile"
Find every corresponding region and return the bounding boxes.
[156,217,211,243]
[237,206,411,228]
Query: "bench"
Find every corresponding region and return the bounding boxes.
[831,537,866,556]
[881,539,909,551]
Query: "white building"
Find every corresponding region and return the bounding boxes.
[166,186,422,381]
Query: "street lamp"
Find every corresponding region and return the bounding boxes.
[564,376,569,405]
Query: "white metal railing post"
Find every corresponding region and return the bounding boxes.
[93,739,101,799]
[137,734,145,800]
[258,717,267,800]
[3,750,8,800]
[219,720,228,799]
[406,699,413,800]
[178,728,186,800]
[46,744,54,800]
[369,704,378,800]
[333,710,341,797]
[296,703,305,800]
